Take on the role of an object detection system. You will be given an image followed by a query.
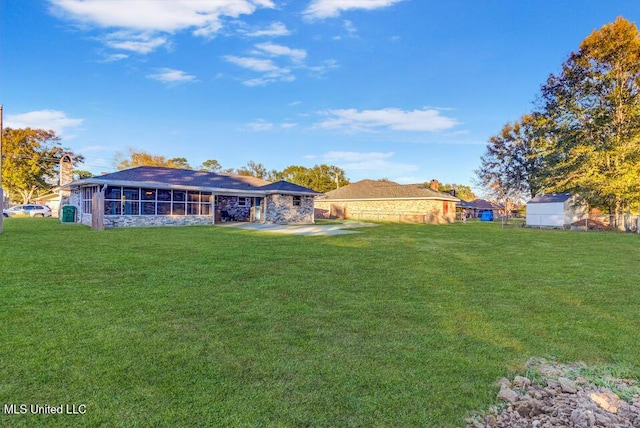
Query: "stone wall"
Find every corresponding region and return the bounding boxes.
[215,196,250,221]
[314,199,456,224]
[265,194,314,224]
[103,215,214,228]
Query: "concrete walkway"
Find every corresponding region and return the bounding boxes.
[218,221,378,236]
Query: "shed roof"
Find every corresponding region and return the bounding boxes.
[320,179,458,201]
[528,193,573,204]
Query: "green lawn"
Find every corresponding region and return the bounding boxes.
[1,218,639,427]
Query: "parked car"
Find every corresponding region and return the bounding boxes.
[2,204,52,217]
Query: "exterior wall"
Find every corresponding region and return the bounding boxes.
[103,215,213,228]
[526,202,564,227]
[526,200,588,227]
[264,194,314,224]
[314,199,456,224]
[215,196,250,221]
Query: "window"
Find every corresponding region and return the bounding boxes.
[293,196,301,206]
[237,197,248,207]
[81,186,99,214]
[100,186,214,217]
[104,186,122,215]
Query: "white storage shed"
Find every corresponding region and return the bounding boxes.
[526,193,588,228]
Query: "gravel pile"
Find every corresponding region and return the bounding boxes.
[466,359,640,428]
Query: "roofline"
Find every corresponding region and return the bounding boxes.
[318,196,459,202]
[69,179,320,197]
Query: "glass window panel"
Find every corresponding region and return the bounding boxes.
[105,186,121,200]
[157,190,171,201]
[141,189,156,200]
[142,202,156,215]
[105,201,121,215]
[200,203,211,215]
[172,202,186,215]
[187,203,200,215]
[123,188,139,200]
[157,203,171,215]
[201,193,212,203]
[173,190,186,202]
[187,191,200,202]
[123,201,140,215]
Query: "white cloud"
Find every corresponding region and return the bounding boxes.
[244,21,290,37]
[49,0,275,53]
[314,150,418,178]
[304,0,404,20]
[246,119,298,131]
[223,54,294,86]
[316,107,460,132]
[255,42,307,62]
[98,53,129,63]
[104,31,168,54]
[6,110,84,136]
[147,68,197,84]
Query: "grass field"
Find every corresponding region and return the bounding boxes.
[1,218,639,427]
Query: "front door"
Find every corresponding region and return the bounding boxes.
[253,197,262,222]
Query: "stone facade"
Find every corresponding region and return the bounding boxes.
[215,196,250,221]
[315,199,456,224]
[265,194,314,224]
[71,190,316,228]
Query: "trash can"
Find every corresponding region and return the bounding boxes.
[61,205,76,223]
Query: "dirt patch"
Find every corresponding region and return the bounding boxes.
[466,358,640,427]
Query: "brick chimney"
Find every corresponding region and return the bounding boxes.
[59,154,73,208]
[60,154,74,186]
[429,179,439,192]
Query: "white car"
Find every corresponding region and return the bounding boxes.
[2,204,52,217]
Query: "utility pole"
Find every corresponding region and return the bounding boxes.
[0,105,4,234]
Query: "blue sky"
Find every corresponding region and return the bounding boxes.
[2,1,639,191]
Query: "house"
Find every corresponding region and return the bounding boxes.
[35,190,62,218]
[64,166,321,228]
[314,179,458,224]
[526,193,588,228]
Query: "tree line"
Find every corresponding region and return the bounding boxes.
[114,148,351,193]
[476,17,640,227]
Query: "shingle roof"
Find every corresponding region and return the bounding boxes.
[259,180,322,195]
[468,199,504,210]
[71,166,318,195]
[320,179,458,201]
[528,193,573,204]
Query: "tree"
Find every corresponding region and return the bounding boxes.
[168,157,191,169]
[1,128,82,203]
[273,164,349,193]
[235,161,268,180]
[199,159,223,172]
[476,114,546,202]
[115,148,191,170]
[539,17,640,228]
[438,183,477,201]
[74,170,94,180]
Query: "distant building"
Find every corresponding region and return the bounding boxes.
[314,179,458,224]
[526,193,588,228]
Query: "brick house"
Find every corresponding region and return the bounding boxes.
[65,166,320,228]
[314,179,458,224]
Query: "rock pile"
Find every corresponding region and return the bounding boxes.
[466,359,640,428]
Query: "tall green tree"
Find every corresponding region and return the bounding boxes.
[167,157,191,169]
[274,164,349,193]
[199,159,223,172]
[438,183,477,201]
[235,161,268,180]
[115,148,191,170]
[540,17,640,227]
[476,113,546,202]
[2,128,82,203]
